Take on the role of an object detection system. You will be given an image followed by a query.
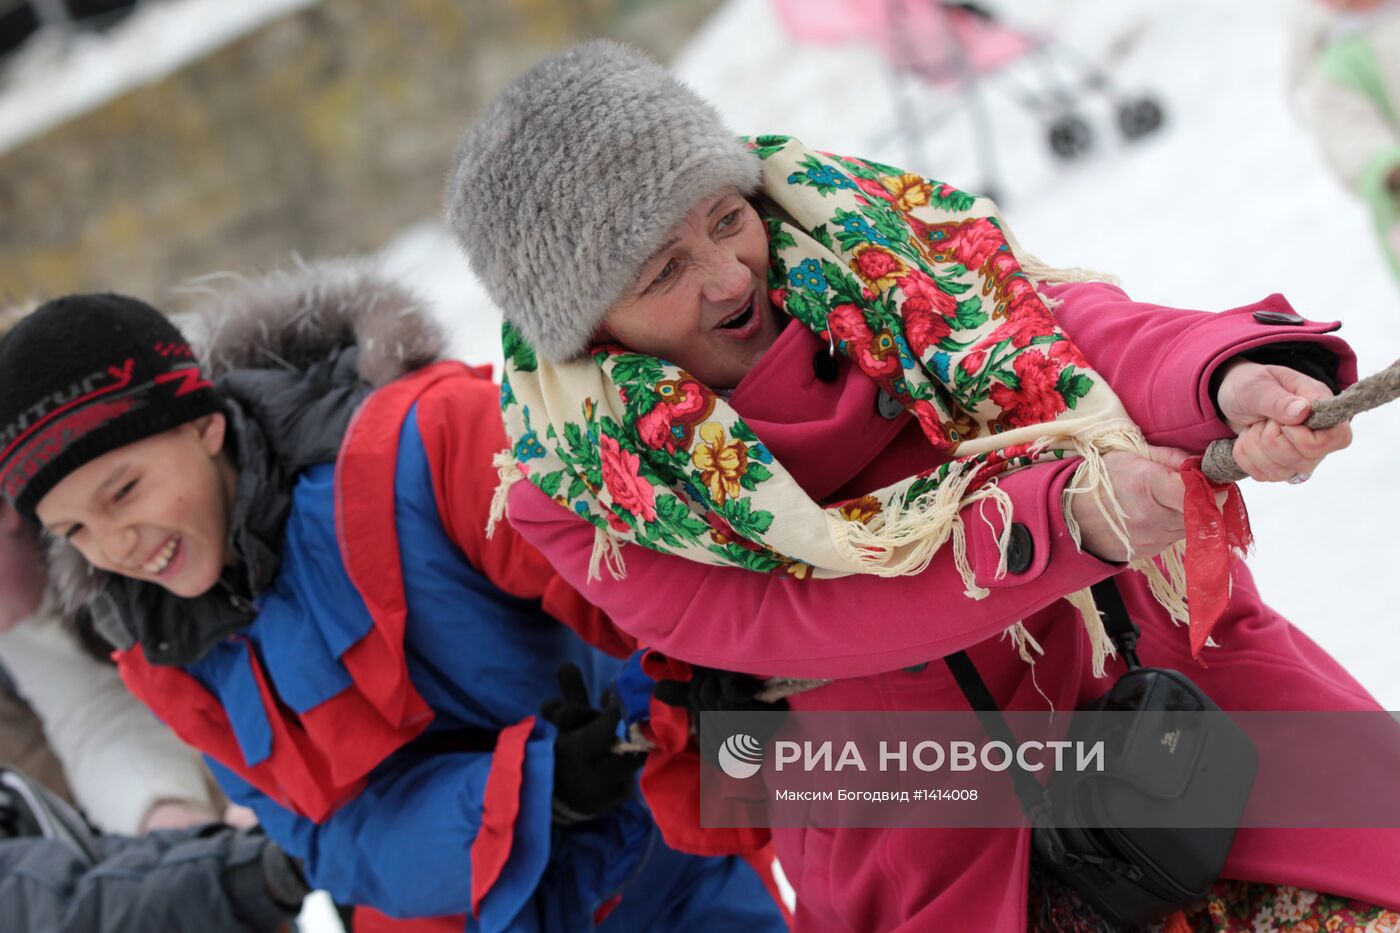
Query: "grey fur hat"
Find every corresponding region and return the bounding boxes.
[444,40,762,363]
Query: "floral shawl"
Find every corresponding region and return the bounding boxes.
[491,136,1187,674]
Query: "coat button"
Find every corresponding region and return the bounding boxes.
[876,390,904,420]
[1252,309,1305,326]
[813,350,839,383]
[1006,522,1033,574]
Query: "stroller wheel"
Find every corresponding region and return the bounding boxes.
[1117,97,1165,140]
[1047,115,1093,160]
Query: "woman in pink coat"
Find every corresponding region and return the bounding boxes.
[446,41,1399,931]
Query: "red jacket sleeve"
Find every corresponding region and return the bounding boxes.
[507,458,1114,680]
[416,374,638,659]
[1044,283,1358,451]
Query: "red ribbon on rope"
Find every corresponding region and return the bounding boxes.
[1180,457,1253,660]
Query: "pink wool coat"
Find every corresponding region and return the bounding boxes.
[509,282,1400,931]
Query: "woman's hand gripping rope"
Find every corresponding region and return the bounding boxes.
[1187,354,1400,656]
[1213,361,1354,484]
[1202,358,1400,484]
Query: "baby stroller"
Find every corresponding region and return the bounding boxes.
[774,0,1165,199]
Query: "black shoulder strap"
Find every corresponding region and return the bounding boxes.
[942,650,1049,814]
[942,577,1139,824]
[1089,577,1140,669]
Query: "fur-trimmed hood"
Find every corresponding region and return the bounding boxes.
[49,259,449,650]
[189,257,447,389]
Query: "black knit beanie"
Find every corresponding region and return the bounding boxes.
[0,293,222,521]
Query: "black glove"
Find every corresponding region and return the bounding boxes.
[221,829,310,929]
[260,841,310,914]
[541,664,645,822]
[654,664,789,765]
[654,665,789,717]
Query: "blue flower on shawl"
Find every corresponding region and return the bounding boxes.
[515,431,546,461]
[789,164,856,191]
[840,215,891,247]
[929,351,951,383]
[788,259,829,292]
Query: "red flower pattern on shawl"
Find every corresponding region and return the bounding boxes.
[1049,337,1089,368]
[851,244,908,293]
[600,433,657,522]
[829,304,902,379]
[903,297,952,358]
[910,400,959,451]
[989,353,1067,427]
[852,175,895,204]
[908,215,1006,271]
[949,217,1004,270]
[899,270,956,311]
[827,303,872,346]
[638,407,675,452]
[899,271,958,357]
[991,300,1061,349]
[637,378,715,453]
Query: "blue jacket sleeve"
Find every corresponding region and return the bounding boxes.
[206,721,557,927]
[613,650,654,728]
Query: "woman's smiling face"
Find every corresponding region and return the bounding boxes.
[34,415,237,599]
[598,189,779,391]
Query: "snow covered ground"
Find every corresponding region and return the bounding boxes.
[383,0,1400,714]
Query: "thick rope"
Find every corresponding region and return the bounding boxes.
[1202,355,1400,482]
[756,677,830,703]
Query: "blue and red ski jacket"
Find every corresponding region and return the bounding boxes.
[109,362,700,929]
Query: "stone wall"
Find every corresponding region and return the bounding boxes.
[0,0,720,302]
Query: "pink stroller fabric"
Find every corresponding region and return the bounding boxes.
[773,0,1032,82]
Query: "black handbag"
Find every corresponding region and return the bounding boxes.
[944,579,1259,928]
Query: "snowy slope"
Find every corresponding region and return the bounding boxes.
[389,0,1400,710]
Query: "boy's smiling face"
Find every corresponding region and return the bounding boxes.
[35,415,237,599]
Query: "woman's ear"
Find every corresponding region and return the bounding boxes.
[194,413,228,457]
